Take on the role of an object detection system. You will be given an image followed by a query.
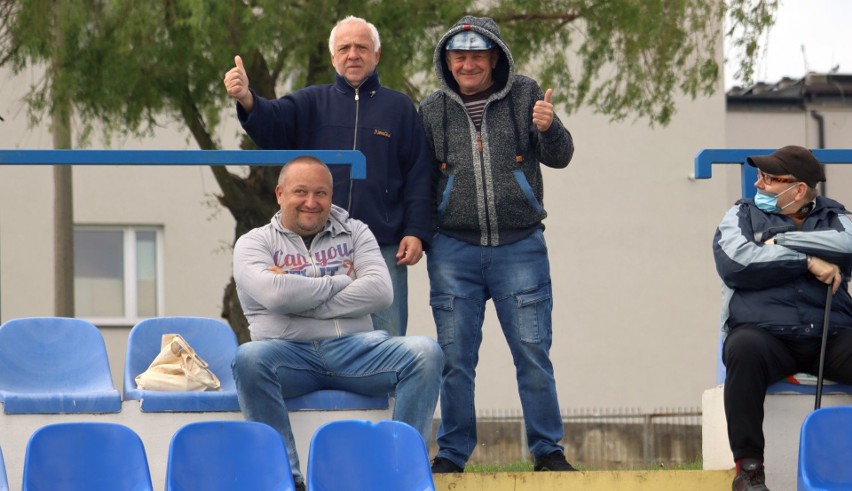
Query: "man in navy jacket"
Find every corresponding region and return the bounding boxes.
[713,146,852,491]
[223,16,432,336]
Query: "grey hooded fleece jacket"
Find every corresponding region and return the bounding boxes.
[419,16,574,246]
[233,205,392,341]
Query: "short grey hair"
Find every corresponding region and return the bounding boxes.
[328,16,381,56]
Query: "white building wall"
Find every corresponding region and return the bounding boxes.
[1,60,759,414]
[726,105,852,219]
[0,66,240,389]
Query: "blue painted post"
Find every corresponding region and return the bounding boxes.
[0,149,366,177]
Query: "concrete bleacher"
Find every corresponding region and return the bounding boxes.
[434,471,734,490]
[704,332,852,489]
[703,385,852,490]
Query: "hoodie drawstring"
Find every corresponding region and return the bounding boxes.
[440,91,523,170]
[440,94,449,171]
[506,93,524,164]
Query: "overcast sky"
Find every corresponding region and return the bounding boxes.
[724,0,852,89]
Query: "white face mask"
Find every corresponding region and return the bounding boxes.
[754,184,798,214]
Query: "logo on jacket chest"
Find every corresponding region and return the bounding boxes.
[272,243,353,276]
[373,128,392,139]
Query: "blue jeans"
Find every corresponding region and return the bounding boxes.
[427,231,564,467]
[371,244,409,336]
[231,330,442,483]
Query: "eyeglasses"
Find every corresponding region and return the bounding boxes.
[757,170,799,185]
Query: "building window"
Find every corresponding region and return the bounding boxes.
[74,226,163,324]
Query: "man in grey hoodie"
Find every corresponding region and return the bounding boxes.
[231,156,442,489]
[419,17,576,473]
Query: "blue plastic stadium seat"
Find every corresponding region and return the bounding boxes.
[124,317,241,412]
[307,420,435,491]
[798,406,852,490]
[0,317,121,414]
[167,420,296,491]
[767,377,852,395]
[0,445,9,491]
[23,422,153,491]
[125,317,389,412]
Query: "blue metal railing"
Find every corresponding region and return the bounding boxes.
[0,149,366,177]
[694,148,852,199]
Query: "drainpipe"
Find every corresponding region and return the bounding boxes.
[810,110,826,196]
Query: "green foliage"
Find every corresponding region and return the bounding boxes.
[464,459,702,472]
[1,0,778,137]
[725,0,779,84]
[0,0,778,337]
[466,461,536,472]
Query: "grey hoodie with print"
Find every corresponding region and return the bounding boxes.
[419,16,574,246]
[233,205,392,341]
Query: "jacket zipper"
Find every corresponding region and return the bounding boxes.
[306,238,343,338]
[306,242,318,277]
[476,126,493,244]
[352,87,360,149]
[347,87,360,211]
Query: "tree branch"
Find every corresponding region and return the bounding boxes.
[482,11,582,23]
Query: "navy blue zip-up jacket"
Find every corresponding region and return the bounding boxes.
[237,71,433,248]
[714,196,852,338]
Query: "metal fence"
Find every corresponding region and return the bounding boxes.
[430,407,702,470]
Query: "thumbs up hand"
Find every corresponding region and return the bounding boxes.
[223,55,254,112]
[532,88,554,132]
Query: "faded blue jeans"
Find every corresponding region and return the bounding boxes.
[231,330,442,484]
[371,244,409,336]
[427,231,565,467]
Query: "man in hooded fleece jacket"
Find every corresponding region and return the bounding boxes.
[419,16,576,474]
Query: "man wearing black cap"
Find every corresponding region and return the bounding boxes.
[713,145,852,490]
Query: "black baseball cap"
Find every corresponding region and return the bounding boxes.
[747,145,825,188]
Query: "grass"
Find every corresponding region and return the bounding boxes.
[466,462,535,473]
[465,460,703,473]
[634,460,703,471]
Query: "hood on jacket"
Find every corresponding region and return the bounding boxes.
[433,16,515,97]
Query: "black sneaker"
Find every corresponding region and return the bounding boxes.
[732,460,769,491]
[534,451,578,471]
[431,456,464,473]
[294,479,306,491]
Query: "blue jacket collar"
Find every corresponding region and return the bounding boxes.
[334,70,381,95]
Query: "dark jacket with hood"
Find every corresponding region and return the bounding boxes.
[237,71,433,249]
[419,16,574,246]
[713,196,852,338]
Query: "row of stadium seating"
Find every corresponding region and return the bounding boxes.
[0,316,388,414]
[0,419,434,491]
[2,408,850,490]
